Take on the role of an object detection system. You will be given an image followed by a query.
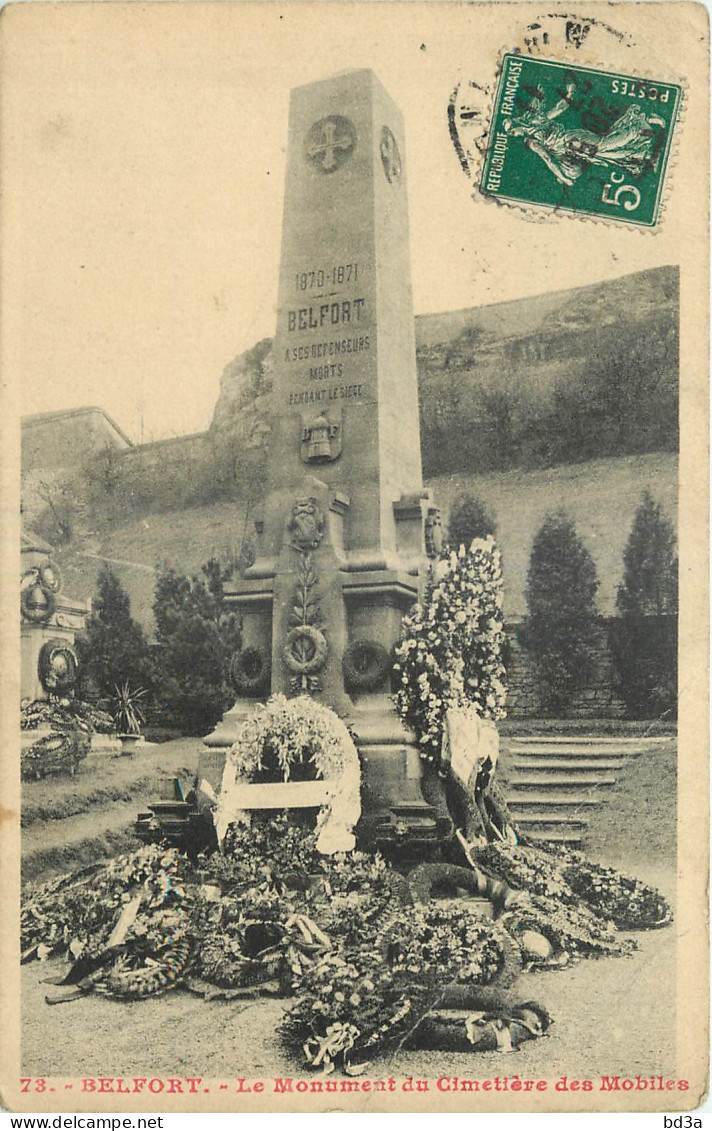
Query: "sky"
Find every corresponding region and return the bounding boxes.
[4,2,688,444]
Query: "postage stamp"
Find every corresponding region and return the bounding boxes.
[480,54,682,226]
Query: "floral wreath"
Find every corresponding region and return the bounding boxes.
[216,694,361,855]
[392,536,507,764]
[37,638,79,694]
[230,646,271,697]
[342,640,392,693]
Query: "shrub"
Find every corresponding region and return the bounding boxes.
[609,616,677,721]
[611,493,678,718]
[76,565,155,706]
[152,558,242,735]
[522,513,599,715]
[447,493,497,547]
[393,538,507,762]
[616,492,678,618]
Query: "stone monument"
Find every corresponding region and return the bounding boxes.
[20,528,123,758]
[20,528,88,704]
[204,70,449,857]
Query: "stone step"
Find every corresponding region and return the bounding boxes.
[510,758,624,771]
[508,753,639,768]
[504,745,630,760]
[497,735,665,850]
[511,773,617,788]
[510,814,592,832]
[507,792,602,807]
[504,735,670,746]
[515,814,587,828]
[518,828,584,845]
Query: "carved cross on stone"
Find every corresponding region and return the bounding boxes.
[380,125,402,183]
[306,116,355,173]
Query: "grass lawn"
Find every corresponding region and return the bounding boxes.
[21,738,201,885]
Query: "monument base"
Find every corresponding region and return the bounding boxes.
[87,734,124,758]
[346,695,452,860]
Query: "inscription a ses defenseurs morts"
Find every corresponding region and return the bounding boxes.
[283,261,369,405]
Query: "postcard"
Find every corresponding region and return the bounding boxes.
[1,1,708,1116]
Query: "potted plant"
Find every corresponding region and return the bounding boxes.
[113,682,147,754]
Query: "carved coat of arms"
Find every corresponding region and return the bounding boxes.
[288,497,325,553]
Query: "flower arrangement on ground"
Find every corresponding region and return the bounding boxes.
[20,697,114,780]
[477,839,672,960]
[21,816,673,1070]
[392,537,507,764]
[216,694,361,854]
[21,845,190,962]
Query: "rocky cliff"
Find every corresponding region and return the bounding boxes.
[209,265,678,479]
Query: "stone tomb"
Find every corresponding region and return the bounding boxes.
[20,527,122,758]
[204,70,449,856]
[20,528,88,705]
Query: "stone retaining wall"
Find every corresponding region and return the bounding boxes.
[505,619,628,719]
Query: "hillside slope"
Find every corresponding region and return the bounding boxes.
[54,451,676,634]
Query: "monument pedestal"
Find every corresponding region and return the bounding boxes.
[202,484,448,857]
[344,694,453,857]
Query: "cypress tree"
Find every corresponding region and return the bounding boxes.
[617,492,678,617]
[447,493,497,548]
[524,512,599,714]
[612,493,678,718]
[76,565,154,705]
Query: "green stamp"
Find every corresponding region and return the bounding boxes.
[481,55,681,227]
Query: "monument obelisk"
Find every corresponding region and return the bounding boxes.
[266,69,422,551]
[205,70,449,857]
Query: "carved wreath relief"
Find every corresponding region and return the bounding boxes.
[21,560,63,624]
[284,552,328,693]
[38,638,79,695]
[283,497,328,693]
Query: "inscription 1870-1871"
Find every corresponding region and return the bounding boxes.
[295,263,359,290]
[284,257,369,405]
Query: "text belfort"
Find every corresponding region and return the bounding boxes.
[287,298,366,332]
